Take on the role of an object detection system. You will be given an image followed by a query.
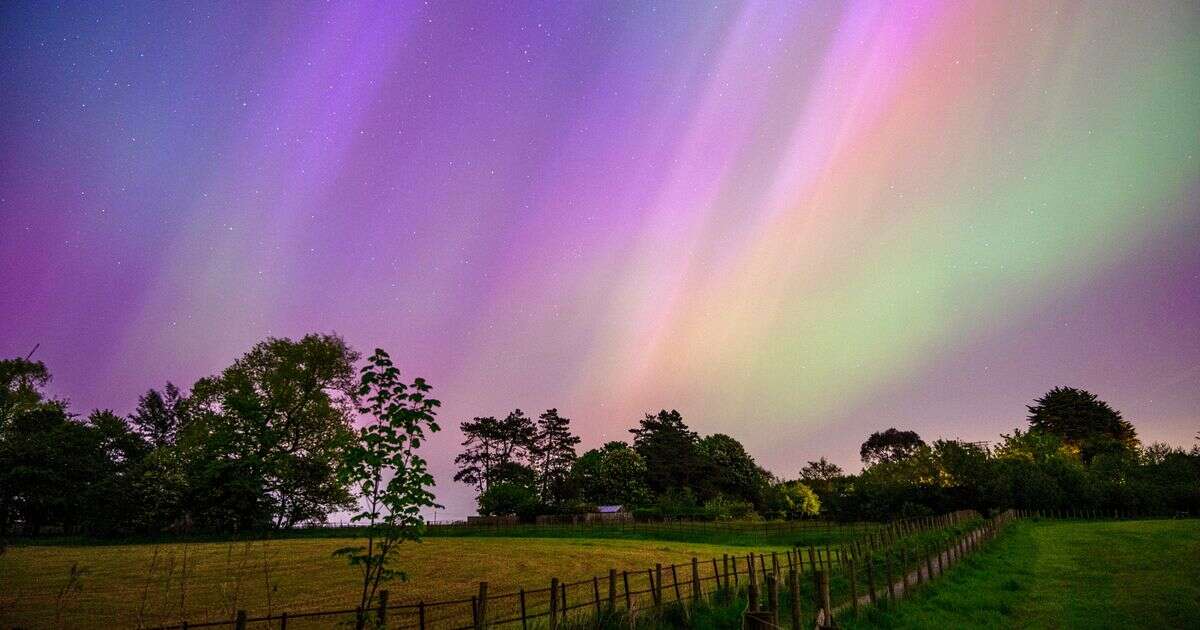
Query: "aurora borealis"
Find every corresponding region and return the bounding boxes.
[1,2,1197,516]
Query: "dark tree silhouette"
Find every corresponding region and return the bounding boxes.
[630,409,703,495]
[1027,386,1137,461]
[0,358,51,428]
[799,457,844,494]
[185,333,359,529]
[697,433,768,507]
[570,441,650,506]
[533,408,580,505]
[453,409,536,496]
[128,383,185,449]
[860,428,926,466]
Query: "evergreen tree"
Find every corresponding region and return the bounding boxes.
[1027,387,1137,461]
[630,409,703,496]
[533,408,580,505]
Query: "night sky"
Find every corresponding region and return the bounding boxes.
[2,1,1198,517]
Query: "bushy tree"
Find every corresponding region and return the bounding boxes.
[769,481,821,519]
[631,410,703,495]
[335,348,440,630]
[860,428,926,466]
[0,358,51,429]
[571,442,650,507]
[184,334,360,529]
[478,482,540,519]
[799,457,844,495]
[1027,387,1137,461]
[0,405,109,534]
[698,434,769,508]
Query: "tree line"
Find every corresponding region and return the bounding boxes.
[2,331,1197,537]
[0,333,437,536]
[457,387,1200,522]
[808,387,1200,520]
[456,408,818,520]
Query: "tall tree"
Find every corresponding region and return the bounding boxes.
[533,408,580,505]
[453,409,536,496]
[128,383,185,448]
[184,333,359,529]
[0,358,51,429]
[860,428,926,467]
[1027,387,1137,460]
[630,409,702,496]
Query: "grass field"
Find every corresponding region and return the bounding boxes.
[840,518,1200,629]
[0,534,795,629]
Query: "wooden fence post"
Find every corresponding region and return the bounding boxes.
[647,569,658,607]
[235,610,247,630]
[788,569,801,630]
[691,557,702,603]
[560,581,567,623]
[608,569,617,613]
[656,563,664,605]
[519,589,527,630]
[474,584,486,630]
[885,553,896,602]
[817,571,832,627]
[766,574,779,622]
[278,612,287,630]
[748,553,759,611]
[865,555,877,606]
[593,576,601,618]
[623,571,632,611]
[671,564,682,601]
[378,589,390,628]
[848,555,859,617]
[549,578,559,630]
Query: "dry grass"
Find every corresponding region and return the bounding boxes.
[0,536,788,629]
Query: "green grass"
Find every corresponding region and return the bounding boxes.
[9,519,871,550]
[839,519,1200,629]
[421,520,871,548]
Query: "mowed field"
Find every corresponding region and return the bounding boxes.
[841,519,1200,629]
[0,534,792,629]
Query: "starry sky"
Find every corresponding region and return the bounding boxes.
[1,1,1198,517]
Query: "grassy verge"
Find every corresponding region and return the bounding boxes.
[839,518,1200,629]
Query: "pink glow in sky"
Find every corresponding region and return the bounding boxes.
[2,1,1197,516]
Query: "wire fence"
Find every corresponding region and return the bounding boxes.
[144,511,988,630]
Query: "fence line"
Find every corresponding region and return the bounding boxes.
[145,511,985,630]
